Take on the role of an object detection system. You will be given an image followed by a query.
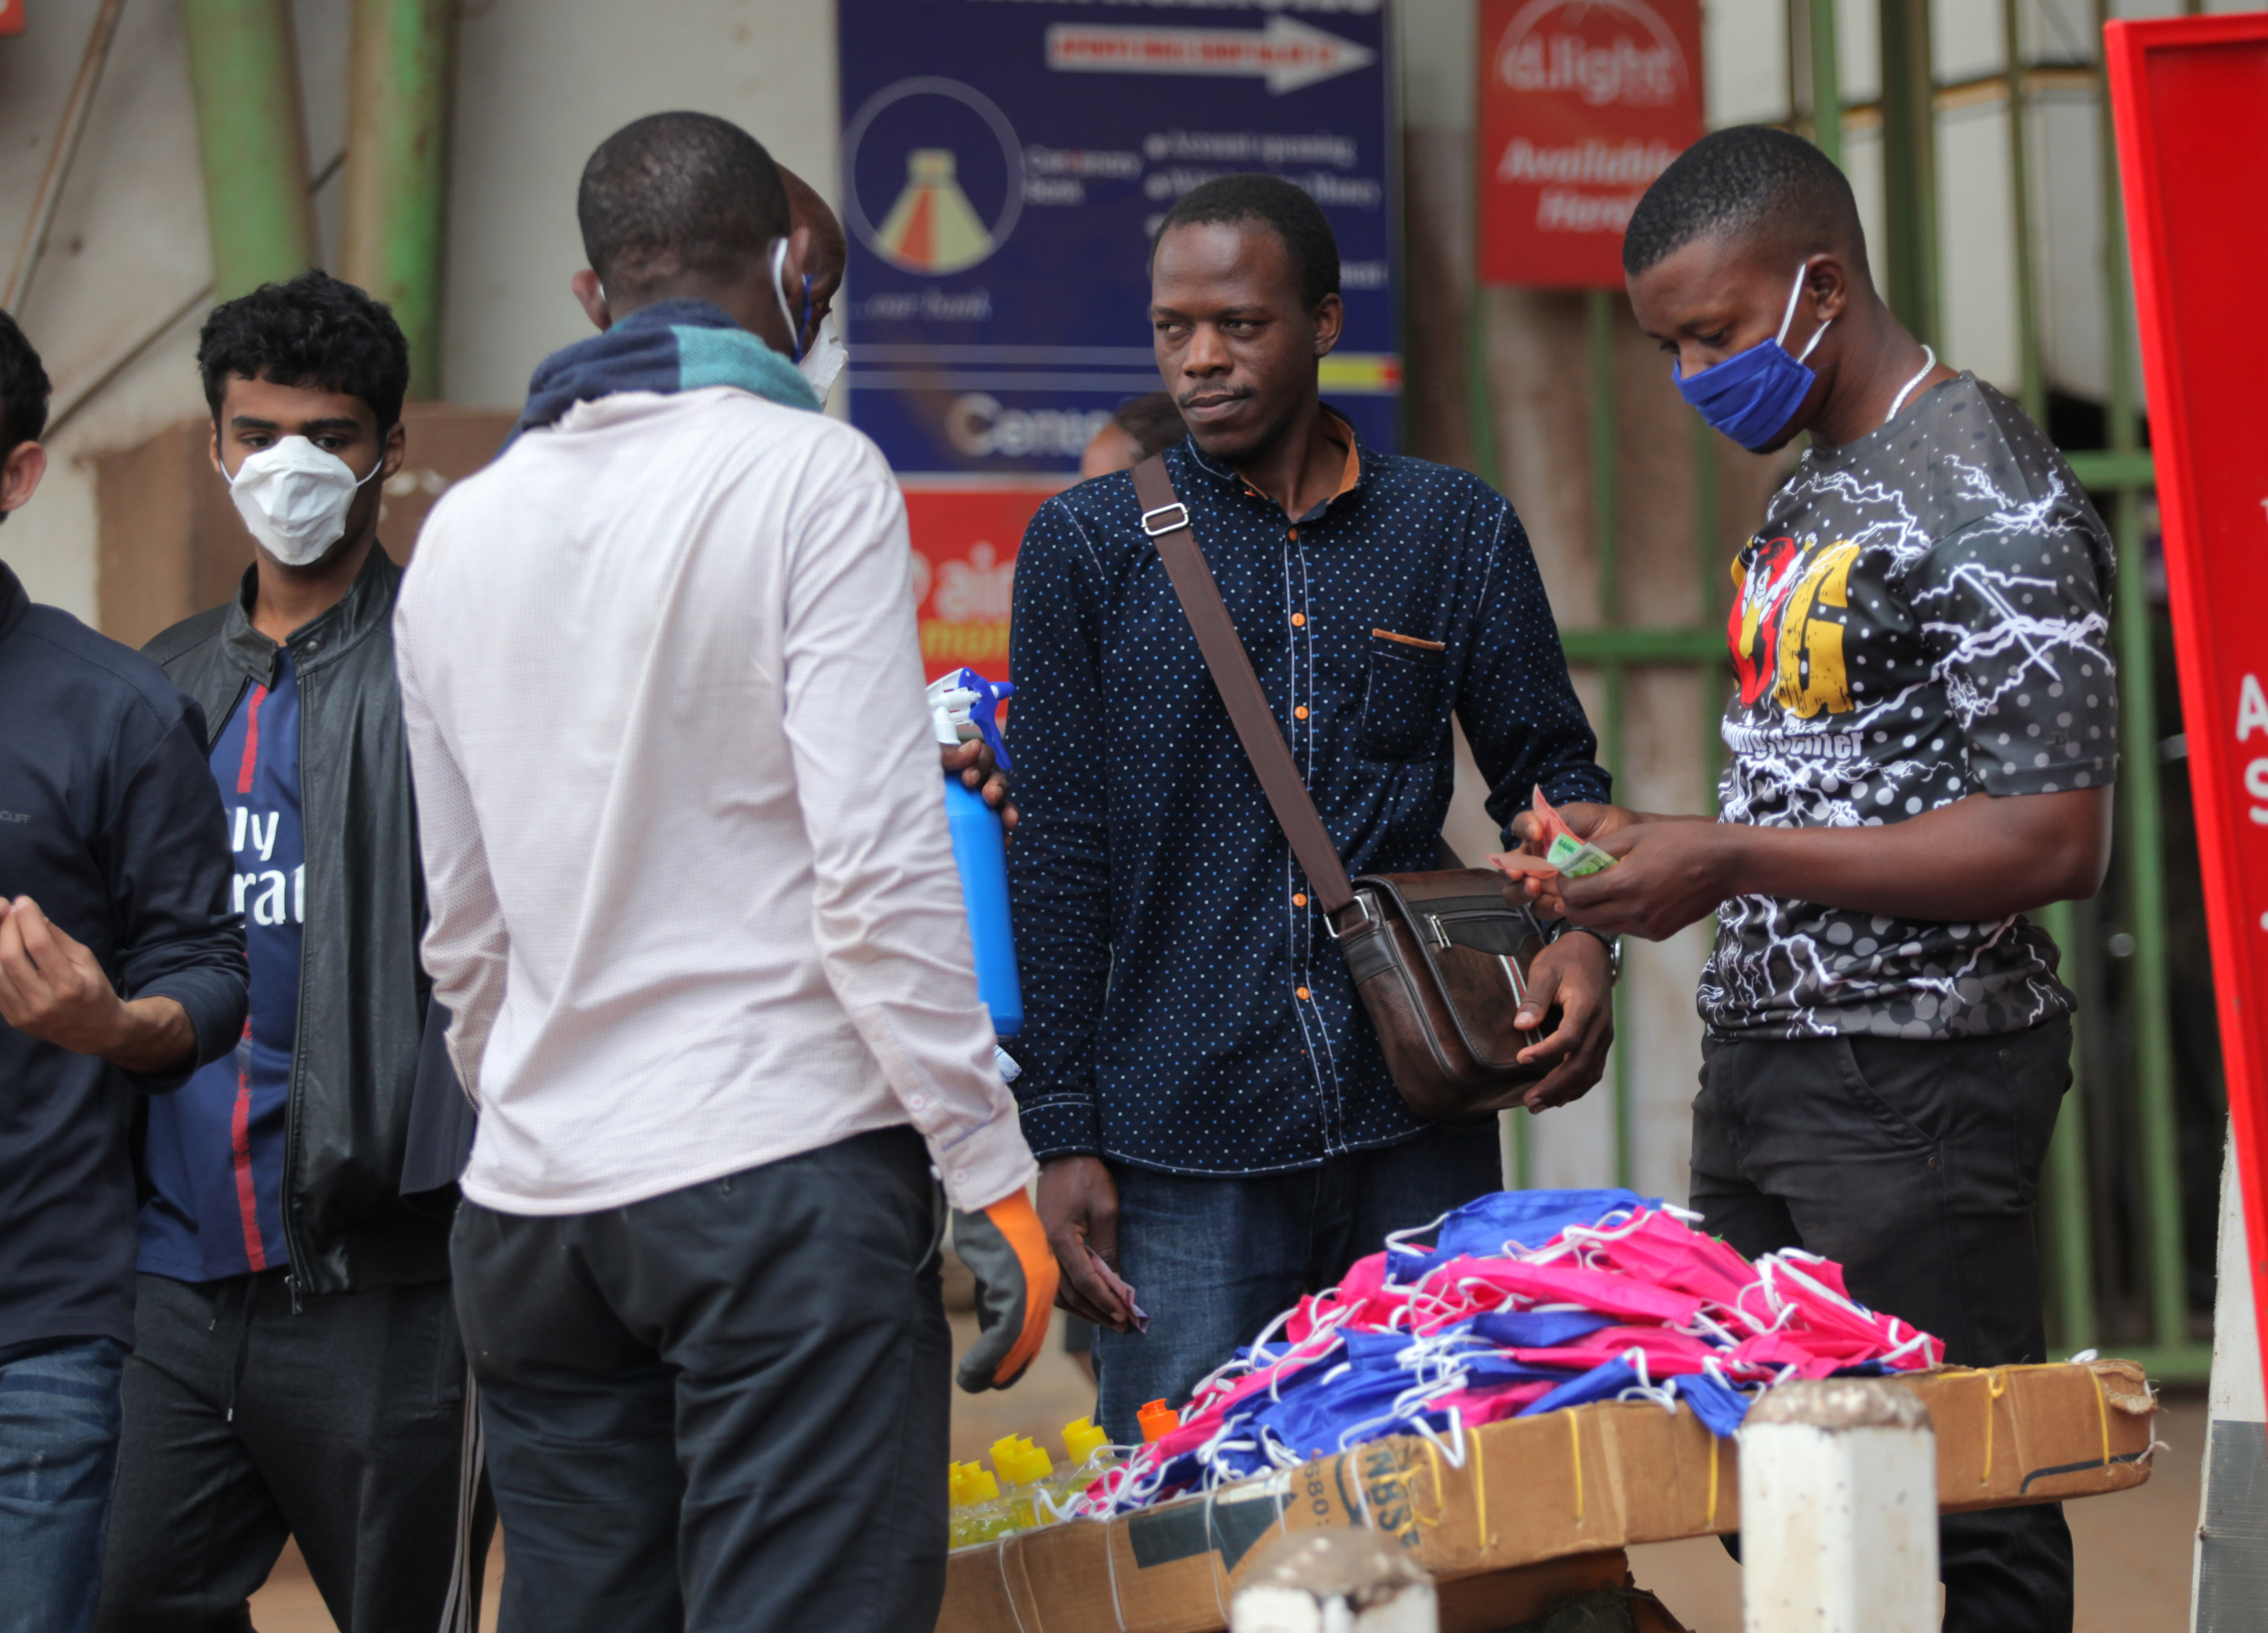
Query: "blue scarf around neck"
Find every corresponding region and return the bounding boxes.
[513,299,819,441]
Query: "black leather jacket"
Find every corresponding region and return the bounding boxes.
[144,546,450,1294]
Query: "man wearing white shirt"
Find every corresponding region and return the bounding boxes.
[393,113,1053,1633]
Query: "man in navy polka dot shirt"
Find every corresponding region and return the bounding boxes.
[1004,175,1615,1445]
[1519,129,2110,1632]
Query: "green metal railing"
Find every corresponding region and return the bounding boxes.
[1470,0,2208,1378]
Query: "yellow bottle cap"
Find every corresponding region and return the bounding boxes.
[1017,1442,1055,1484]
[1063,1417,1110,1466]
[966,1467,1000,1503]
[989,1436,1022,1480]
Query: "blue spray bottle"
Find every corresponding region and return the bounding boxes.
[926,669,1024,1058]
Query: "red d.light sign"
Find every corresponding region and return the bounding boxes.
[1477,0,1703,290]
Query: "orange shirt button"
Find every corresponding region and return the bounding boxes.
[1288,528,1299,541]
[1291,613,1306,627]
[1294,705,1309,720]
[1293,892,1308,907]
[1296,987,1311,1001]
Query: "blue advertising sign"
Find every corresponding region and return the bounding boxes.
[837,0,1398,476]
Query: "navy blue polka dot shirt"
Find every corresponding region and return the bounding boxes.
[1003,419,1609,1177]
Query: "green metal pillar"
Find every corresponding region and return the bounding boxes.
[2002,0,2097,1354]
[181,0,317,300]
[1587,288,1632,1191]
[1807,0,1844,170]
[1877,0,1940,348]
[2095,0,2187,1353]
[342,0,456,399]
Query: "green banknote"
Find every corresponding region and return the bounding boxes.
[1546,831,1616,878]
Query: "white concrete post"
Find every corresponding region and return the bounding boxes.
[1739,1377,1939,1633]
[2192,1121,2266,1632]
[1230,1530,1438,1633]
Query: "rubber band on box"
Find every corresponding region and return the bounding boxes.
[1100,1516,1131,1633]
[1981,1370,2009,1485]
[1706,1429,1719,1531]
[1568,1411,1585,1525]
[1473,1428,1489,1548]
[1202,1483,1230,1629]
[997,1542,1031,1633]
[2092,1369,2111,1469]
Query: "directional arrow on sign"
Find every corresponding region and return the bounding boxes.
[1045,16,1376,95]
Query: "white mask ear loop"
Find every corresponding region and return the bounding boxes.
[1777,264,1833,363]
[1885,345,1938,420]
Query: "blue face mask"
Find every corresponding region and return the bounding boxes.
[1674,266,1830,451]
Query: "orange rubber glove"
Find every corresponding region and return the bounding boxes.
[952,1189,1060,1392]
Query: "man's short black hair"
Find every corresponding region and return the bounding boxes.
[579,111,789,300]
[0,308,50,460]
[1622,126,1868,278]
[1151,174,1340,310]
[198,270,411,430]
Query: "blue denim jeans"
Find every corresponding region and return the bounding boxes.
[1094,1117,1504,1445]
[0,1336,126,1633]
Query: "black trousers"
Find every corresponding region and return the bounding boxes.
[96,1269,491,1633]
[451,1126,951,1633]
[1693,1017,2076,1633]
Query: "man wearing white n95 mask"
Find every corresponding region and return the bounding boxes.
[104,273,492,1632]
[395,113,1052,1633]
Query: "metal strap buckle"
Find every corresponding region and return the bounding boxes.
[1322,891,1377,941]
[1140,501,1190,538]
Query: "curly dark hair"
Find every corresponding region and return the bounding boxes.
[1151,173,1341,311]
[1622,125,1868,279]
[198,270,411,430]
[0,307,52,460]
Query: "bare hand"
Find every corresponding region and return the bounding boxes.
[0,896,193,1072]
[1036,1155,1130,1332]
[941,739,1017,831]
[1501,802,1639,918]
[1511,930,1613,1112]
[1558,821,1739,941]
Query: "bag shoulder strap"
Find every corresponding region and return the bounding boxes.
[1131,454,1357,916]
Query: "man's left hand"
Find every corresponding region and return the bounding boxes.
[1511,930,1613,1112]
[1558,821,1737,942]
[0,896,194,1072]
[941,739,1017,830]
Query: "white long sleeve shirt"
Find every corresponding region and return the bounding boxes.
[393,387,1033,1215]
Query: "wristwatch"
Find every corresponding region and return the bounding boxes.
[1548,921,1622,985]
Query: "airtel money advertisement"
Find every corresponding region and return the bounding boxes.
[1477,0,1703,288]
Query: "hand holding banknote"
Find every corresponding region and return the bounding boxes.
[1497,793,1742,942]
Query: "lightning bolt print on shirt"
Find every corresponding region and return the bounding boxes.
[1705,374,2119,1041]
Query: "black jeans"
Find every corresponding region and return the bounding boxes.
[451,1126,951,1633]
[96,1270,490,1633]
[1693,1017,2076,1633]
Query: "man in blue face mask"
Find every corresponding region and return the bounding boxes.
[1507,126,2113,1633]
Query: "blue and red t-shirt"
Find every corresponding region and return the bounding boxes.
[137,654,303,1281]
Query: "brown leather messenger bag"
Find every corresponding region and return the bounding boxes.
[1130,453,1555,1119]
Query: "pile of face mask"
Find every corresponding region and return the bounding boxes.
[1078,1188,1940,1519]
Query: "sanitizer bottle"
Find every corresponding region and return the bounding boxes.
[926,668,1023,1041]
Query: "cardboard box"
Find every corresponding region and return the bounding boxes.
[937,1360,2155,1633]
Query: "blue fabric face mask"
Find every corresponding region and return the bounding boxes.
[1674,266,1830,451]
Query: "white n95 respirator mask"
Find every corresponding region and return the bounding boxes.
[223,435,382,566]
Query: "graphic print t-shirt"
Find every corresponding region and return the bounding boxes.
[137,653,303,1279]
[1703,374,2118,1039]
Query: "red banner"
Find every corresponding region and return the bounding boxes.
[903,481,1065,685]
[2107,12,2268,1377]
[0,0,24,35]
[1476,0,1703,289]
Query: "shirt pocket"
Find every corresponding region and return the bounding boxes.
[1358,629,1449,762]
